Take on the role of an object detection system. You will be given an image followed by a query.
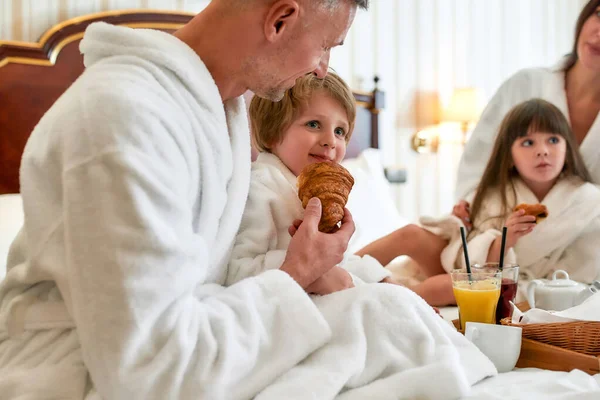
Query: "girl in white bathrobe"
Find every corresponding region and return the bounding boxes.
[401,99,600,306]
[454,0,600,214]
[227,72,394,288]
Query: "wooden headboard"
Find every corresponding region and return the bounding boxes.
[0,9,385,195]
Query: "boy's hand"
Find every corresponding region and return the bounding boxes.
[280,198,355,289]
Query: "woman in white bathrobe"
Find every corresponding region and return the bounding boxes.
[416,99,600,306]
[454,0,600,225]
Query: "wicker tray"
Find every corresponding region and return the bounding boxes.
[500,318,600,356]
[516,338,600,375]
[452,302,600,374]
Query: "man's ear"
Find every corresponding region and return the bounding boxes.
[264,0,300,43]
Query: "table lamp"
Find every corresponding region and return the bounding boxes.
[443,87,483,141]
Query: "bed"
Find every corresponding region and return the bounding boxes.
[1,9,599,399]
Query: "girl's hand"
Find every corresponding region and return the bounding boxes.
[504,209,536,248]
[452,200,472,229]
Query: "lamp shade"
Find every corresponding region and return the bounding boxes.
[443,87,483,123]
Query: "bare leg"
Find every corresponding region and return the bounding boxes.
[411,274,456,307]
[355,224,448,277]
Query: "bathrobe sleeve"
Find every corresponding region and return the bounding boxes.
[462,229,517,269]
[341,254,391,283]
[420,216,517,272]
[455,70,536,200]
[227,178,288,286]
[63,103,331,400]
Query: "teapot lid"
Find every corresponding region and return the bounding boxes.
[547,270,580,287]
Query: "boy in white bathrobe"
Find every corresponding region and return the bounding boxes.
[227,72,394,289]
[226,72,498,399]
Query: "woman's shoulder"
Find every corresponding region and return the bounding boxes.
[501,65,557,91]
[482,64,562,115]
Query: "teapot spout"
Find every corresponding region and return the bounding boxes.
[576,285,598,306]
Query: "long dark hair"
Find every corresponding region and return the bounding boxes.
[564,0,600,71]
[469,99,592,227]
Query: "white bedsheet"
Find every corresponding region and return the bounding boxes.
[439,307,600,399]
[465,368,600,399]
[4,178,599,399]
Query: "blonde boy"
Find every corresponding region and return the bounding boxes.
[227,72,392,289]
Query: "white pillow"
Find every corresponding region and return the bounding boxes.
[342,149,409,253]
[0,194,24,279]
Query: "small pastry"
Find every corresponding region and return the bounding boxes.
[513,203,549,224]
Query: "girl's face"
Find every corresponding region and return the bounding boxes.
[511,131,567,190]
[272,91,349,176]
[577,6,600,70]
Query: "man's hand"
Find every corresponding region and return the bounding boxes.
[306,266,354,295]
[280,197,355,289]
[452,200,472,229]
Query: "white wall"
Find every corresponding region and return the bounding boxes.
[0,0,589,220]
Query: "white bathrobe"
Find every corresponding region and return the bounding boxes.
[226,152,392,286]
[0,23,499,400]
[0,23,333,400]
[422,177,600,301]
[226,153,497,399]
[456,57,600,200]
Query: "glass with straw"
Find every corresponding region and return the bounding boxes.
[477,227,520,323]
[451,227,501,330]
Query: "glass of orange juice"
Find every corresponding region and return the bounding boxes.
[451,269,502,330]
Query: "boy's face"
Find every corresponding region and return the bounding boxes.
[272,91,349,176]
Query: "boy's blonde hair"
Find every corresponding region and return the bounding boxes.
[249,72,356,152]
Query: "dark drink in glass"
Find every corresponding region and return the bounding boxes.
[473,263,519,324]
[496,278,518,323]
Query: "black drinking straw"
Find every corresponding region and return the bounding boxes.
[498,226,508,271]
[460,226,471,274]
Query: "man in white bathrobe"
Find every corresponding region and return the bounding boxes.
[0,0,502,397]
[0,1,370,399]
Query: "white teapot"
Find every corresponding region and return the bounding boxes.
[527,270,590,311]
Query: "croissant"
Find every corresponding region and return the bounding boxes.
[297,162,354,233]
[513,203,549,224]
